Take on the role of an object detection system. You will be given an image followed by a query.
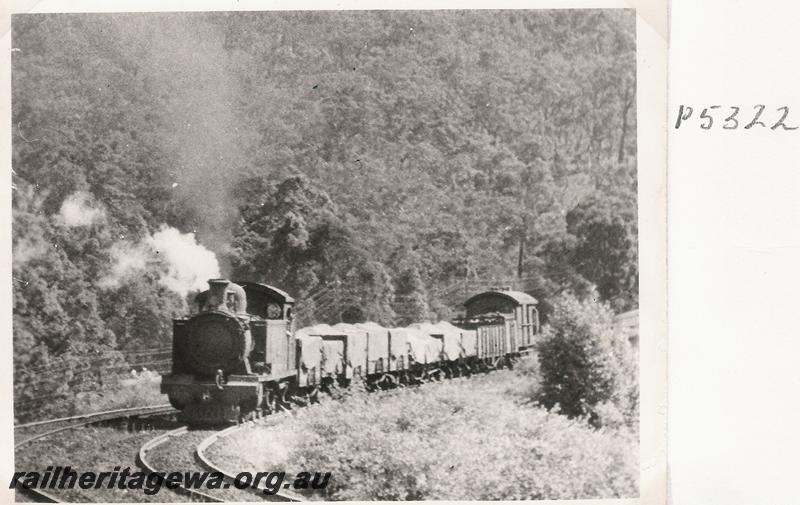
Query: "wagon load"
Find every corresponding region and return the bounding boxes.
[300,324,350,378]
[331,323,369,377]
[295,326,323,387]
[386,327,409,371]
[354,322,392,374]
[394,327,440,365]
[436,321,472,359]
[412,321,463,361]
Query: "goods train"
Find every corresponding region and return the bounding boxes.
[161,279,541,424]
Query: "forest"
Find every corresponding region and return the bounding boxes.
[11,10,637,420]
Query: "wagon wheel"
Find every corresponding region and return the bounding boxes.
[290,385,310,408]
[364,378,378,392]
[322,378,343,398]
[291,395,307,408]
[260,390,273,416]
[269,391,280,413]
[271,384,291,411]
[254,386,265,419]
[282,386,292,410]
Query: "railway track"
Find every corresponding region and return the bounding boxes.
[137,425,295,502]
[14,405,179,503]
[195,416,305,502]
[16,404,174,429]
[136,427,222,502]
[14,404,300,502]
[15,405,177,449]
[13,483,63,503]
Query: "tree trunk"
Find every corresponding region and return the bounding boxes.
[517,215,527,278]
[618,85,633,163]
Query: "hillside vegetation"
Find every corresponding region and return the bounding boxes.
[12,11,637,421]
[211,362,638,500]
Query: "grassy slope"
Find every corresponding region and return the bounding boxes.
[210,365,638,500]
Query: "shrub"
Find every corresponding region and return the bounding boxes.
[509,353,543,401]
[14,366,164,423]
[536,291,637,427]
[213,371,638,500]
[75,369,164,412]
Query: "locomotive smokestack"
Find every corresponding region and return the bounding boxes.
[208,278,230,298]
[204,278,231,312]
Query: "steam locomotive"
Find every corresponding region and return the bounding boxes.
[161,279,541,424]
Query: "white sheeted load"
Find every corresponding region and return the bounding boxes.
[331,323,369,377]
[413,321,463,361]
[387,328,409,371]
[300,324,349,378]
[394,327,440,364]
[355,322,391,374]
[295,326,322,386]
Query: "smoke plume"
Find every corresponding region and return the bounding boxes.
[110,14,258,260]
[149,227,221,295]
[100,225,220,297]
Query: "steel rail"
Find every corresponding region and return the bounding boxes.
[13,485,64,503]
[195,415,305,502]
[15,406,178,450]
[13,406,179,502]
[136,427,223,503]
[15,404,173,430]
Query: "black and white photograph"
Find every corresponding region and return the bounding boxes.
[9,6,659,502]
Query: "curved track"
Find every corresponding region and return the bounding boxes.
[15,405,177,449]
[136,427,222,502]
[13,484,63,503]
[14,405,178,503]
[15,404,174,431]
[137,425,296,502]
[195,416,304,502]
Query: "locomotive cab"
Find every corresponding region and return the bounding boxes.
[236,281,296,377]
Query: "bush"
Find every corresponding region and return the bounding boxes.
[74,368,164,412]
[14,365,164,423]
[213,371,638,500]
[510,353,543,401]
[536,291,637,427]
